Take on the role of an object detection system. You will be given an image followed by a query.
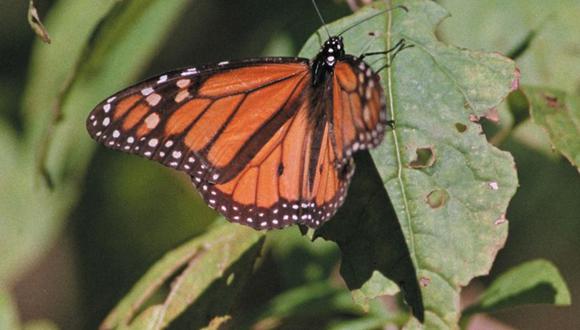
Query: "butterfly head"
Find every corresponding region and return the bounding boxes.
[321,36,345,67]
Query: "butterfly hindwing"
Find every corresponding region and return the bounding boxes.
[195,96,354,230]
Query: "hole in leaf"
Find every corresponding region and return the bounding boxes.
[420,277,431,287]
[409,147,435,169]
[227,273,235,285]
[494,214,508,225]
[426,189,448,209]
[483,107,500,123]
[543,93,561,109]
[488,181,499,190]
[505,89,532,133]
[455,123,467,133]
[511,67,521,91]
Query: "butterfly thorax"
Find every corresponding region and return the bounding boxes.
[311,36,345,87]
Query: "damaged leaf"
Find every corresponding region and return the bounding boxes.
[409,147,436,169]
[28,0,51,44]
[101,224,264,330]
[303,0,518,327]
[524,86,580,169]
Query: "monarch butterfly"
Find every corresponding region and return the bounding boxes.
[86,5,409,230]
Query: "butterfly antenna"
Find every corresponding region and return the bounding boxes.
[338,5,408,36]
[311,0,331,38]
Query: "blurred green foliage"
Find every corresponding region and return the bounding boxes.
[0,0,577,329]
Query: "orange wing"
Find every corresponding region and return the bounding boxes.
[87,55,386,231]
[195,97,354,229]
[87,59,310,185]
[331,56,387,163]
[190,57,386,230]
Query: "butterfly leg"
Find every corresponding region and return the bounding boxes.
[360,38,410,60]
[361,39,414,73]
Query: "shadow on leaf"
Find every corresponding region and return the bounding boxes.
[314,151,424,322]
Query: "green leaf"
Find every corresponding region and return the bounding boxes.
[250,282,359,322]
[238,281,401,329]
[302,1,518,327]
[30,0,193,185]
[101,224,264,330]
[463,259,571,317]
[0,0,191,287]
[201,316,231,330]
[267,227,339,289]
[523,86,580,169]
[438,0,580,94]
[0,118,28,285]
[328,318,392,330]
[23,0,116,145]
[23,320,60,330]
[0,291,20,330]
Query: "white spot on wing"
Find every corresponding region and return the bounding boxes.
[145,113,160,129]
[148,138,158,147]
[141,87,154,96]
[157,75,168,84]
[146,93,162,106]
[175,90,189,103]
[176,79,191,88]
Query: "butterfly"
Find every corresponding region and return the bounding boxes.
[86,9,410,230]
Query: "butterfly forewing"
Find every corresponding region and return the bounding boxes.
[331,56,387,163]
[86,59,310,185]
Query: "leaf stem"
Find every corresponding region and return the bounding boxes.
[385,1,417,267]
